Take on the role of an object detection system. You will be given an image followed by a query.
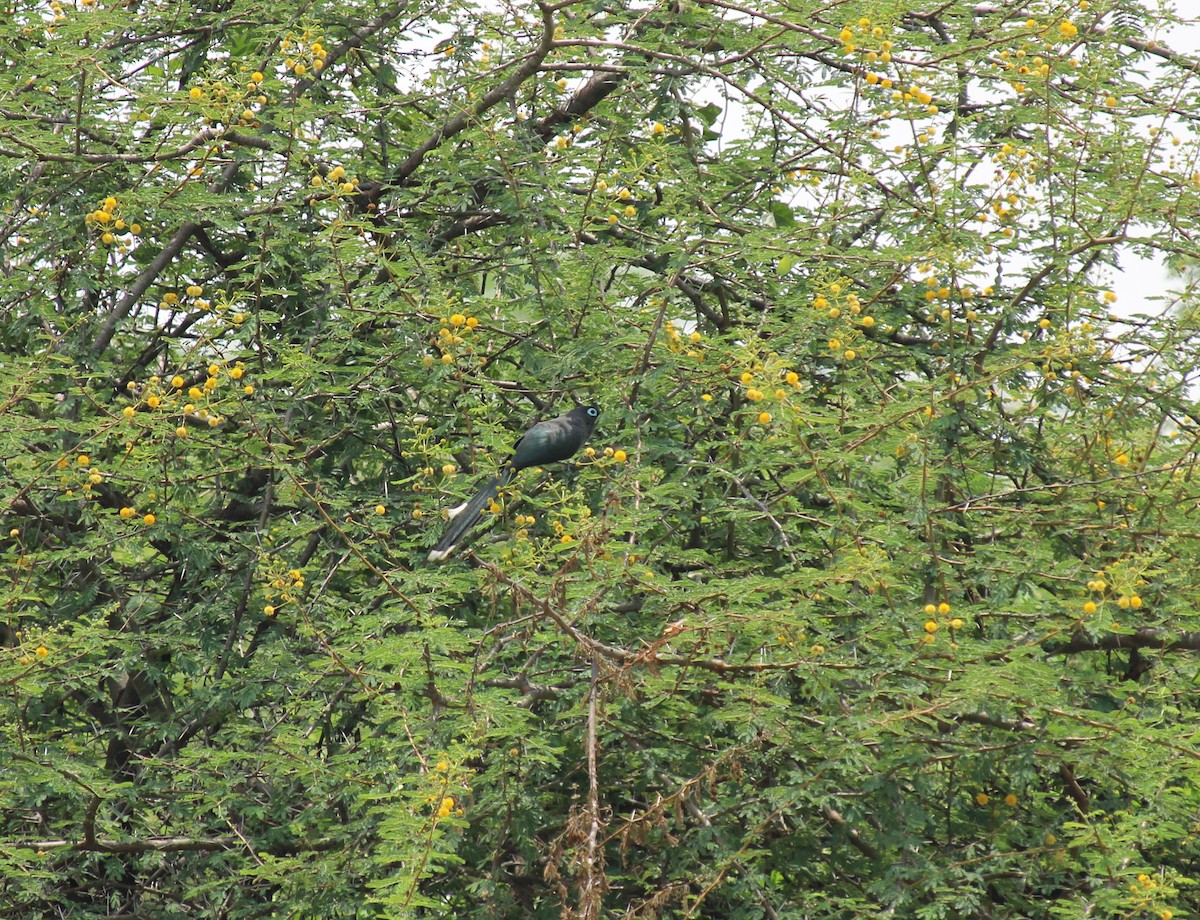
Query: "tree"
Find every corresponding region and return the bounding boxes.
[4,0,1200,916]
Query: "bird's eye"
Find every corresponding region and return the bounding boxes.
[586,407,599,417]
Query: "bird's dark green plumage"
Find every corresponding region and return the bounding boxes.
[427,405,600,562]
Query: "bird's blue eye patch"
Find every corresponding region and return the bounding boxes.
[586,407,599,417]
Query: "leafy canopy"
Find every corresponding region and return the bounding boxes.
[4,0,1200,917]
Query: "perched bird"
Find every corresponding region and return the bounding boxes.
[427,405,600,562]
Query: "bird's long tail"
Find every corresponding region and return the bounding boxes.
[426,470,512,562]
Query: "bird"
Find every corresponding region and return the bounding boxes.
[426,405,600,562]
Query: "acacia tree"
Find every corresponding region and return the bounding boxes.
[4,0,1200,917]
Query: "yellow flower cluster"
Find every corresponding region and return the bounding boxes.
[974,792,1020,807]
[597,183,642,225]
[310,164,360,196]
[1086,561,1148,614]
[919,602,964,644]
[86,195,143,248]
[1127,871,1172,919]
[663,319,705,358]
[123,362,251,430]
[428,307,481,366]
[117,505,157,526]
[732,362,805,428]
[17,641,52,666]
[261,565,306,617]
[282,31,329,76]
[838,17,892,61]
[55,453,105,503]
[811,282,876,359]
[186,62,273,131]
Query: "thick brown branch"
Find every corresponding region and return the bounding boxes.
[391,2,557,188]
[90,221,201,359]
[1045,627,1200,655]
[822,806,880,860]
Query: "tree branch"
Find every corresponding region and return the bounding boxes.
[10,835,341,855]
[1044,627,1200,656]
[390,2,558,188]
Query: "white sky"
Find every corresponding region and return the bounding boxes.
[1109,13,1200,318]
